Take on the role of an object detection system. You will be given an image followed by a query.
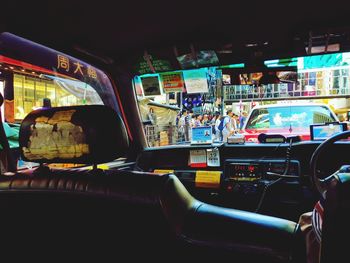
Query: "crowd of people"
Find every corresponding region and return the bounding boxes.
[176,109,248,142]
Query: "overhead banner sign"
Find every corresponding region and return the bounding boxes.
[183,68,209,94]
[160,72,184,93]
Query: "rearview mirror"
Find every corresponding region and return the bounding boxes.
[221,66,297,86]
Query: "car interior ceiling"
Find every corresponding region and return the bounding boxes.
[2,2,350,263]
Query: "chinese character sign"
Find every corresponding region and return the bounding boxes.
[57,55,70,72]
[74,62,84,75]
[56,54,99,80]
[87,66,97,79]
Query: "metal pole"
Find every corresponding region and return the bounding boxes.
[166,93,170,105]
[220,78,224,115]
[307,31,313,55]
[180,92,183,110]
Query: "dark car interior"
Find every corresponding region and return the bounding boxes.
[1,1,350,262]
[0,104,305,262]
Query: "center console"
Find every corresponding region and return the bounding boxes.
[223,158,300,194]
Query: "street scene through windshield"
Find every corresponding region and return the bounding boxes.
[134,52,350,146]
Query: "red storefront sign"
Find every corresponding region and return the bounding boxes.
[160,72,184,93]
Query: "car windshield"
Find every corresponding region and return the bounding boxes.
[133,51,350,146]
[245,105,337,129]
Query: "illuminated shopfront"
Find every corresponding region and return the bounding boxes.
[0,56,103,123]
[13,73,95,121]
[14,73,55,120]
[0,33,117,124]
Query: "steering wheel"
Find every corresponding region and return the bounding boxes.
[310,130,350,198]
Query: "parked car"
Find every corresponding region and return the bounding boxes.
[241,103,339,142]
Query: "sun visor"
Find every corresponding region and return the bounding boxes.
[19,105,129,164]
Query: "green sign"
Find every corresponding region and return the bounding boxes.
[136,56,172,75]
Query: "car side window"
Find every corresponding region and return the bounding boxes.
[246,109,269,129]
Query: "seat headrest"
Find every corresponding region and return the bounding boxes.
[19,105,129,164]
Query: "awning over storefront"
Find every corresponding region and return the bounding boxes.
[138,98,179,126]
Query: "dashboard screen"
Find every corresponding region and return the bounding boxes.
[310,122,347,140]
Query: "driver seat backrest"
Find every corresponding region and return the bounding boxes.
[19,105,129,165]
[320,173,350,263]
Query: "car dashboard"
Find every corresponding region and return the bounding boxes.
[136,141,350,221]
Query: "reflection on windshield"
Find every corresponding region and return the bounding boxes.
[13,74,104,120]
[245,106,336,129]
